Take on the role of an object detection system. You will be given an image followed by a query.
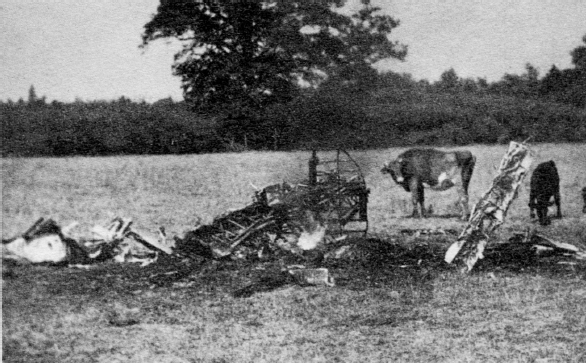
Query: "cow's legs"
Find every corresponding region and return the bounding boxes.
[410,178,425,218]
[459,156,475,221]
[529,190,537,219]
[537,202,550,225]
[554,189,562,218]
[456,185,470,220]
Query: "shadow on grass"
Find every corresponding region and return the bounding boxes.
[396,212,464,220]
[314,237,458,307]
[475,242,586,278]
[427,213,465,219]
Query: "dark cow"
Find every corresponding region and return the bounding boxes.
[528,160,562,226]
[381,148,476,220]
[582,187,586,213]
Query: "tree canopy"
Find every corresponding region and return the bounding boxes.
[539,33,586,107]
[570,34,586,70]
[141,0,407,111]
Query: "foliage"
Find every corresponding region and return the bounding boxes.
[570,34,586,70]
[0,98,221,156]
[141,0,406,112]
[437,68,459,90]
[2,82,585,156]
[264,82,371,150]
[539,39,586,108]
[3,33,586,156]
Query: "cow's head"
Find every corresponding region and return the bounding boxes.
[381,158,405,184]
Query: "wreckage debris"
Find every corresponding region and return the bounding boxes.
[1,150,362,295]
[175,179,365,261]
[2,150,367,275]
[477,229,585,269]
[2,217,172,266]
[175,150,369,262]
[506,229,584,258]
[288,267,335,287]
[3,218,89,264]
[445,142,534,272]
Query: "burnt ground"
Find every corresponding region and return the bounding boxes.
[3,234,585,363]
[3,234,584,301]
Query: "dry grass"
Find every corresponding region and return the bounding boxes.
[2,143,586,363]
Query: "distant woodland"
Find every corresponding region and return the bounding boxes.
[2,64,584,157]
[2,0,585,156]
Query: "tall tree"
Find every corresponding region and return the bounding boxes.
[27,85,46,106]
[28,85,38,104]
[141,0,406,111]
[437,68,459,90]
[540,34,586,107]
[570,34,586,69]
[540,65,564,94]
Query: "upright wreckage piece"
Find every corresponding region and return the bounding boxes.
[176,150,369,260]
[445,142,533,271]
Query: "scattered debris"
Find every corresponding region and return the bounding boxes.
[2,217,172,266]
[288,267,335,287]
[507,228,583,256]
[475,228,586,270]
[445,141,534,272]
[400,228,459,236]
[324,244,353,260]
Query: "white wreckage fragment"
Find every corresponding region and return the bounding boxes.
[2,218,81,264]
[3,234,68,263]
[288,267,335,287]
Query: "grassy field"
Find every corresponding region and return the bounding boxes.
[2,143,586,362]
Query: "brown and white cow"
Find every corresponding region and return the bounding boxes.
[381,148,476,220]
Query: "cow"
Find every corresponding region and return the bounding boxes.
[528,160,562,226]
[381,148,476,220]
[582,187,586,213]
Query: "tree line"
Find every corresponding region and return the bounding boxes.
[2,1,584,156]
[2,67,584,157]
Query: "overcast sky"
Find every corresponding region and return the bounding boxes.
[1,0,585,103]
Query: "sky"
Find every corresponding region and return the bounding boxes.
[1,0,585,103]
